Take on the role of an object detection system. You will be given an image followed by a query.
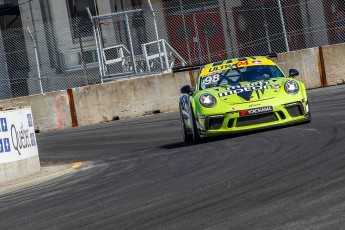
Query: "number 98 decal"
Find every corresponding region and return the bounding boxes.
[204,74,220,85]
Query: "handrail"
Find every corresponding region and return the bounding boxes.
[102,45,130,65]
[141,39,187,72]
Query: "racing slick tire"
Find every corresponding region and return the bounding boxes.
[305,111,311,123]
[180,110,193,143]
[190,107,201,143]
[305,103,312,123]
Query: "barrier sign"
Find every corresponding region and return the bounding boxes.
[0,107,38,164]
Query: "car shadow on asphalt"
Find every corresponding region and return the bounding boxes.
[159,121,312,150]
[158,133,253,149]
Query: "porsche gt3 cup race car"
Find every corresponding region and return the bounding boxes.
[179,56,311,143]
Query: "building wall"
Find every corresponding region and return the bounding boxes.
[0,29,12,99]
[19,0,52,94]
[300,0,329,47]
[219,0,242,58]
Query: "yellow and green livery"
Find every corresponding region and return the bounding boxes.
[179,56,311,143]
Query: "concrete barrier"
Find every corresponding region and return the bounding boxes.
[321,43,345,86]
[73,72,191,126]
[277,47,323,89]
[0,91,72,132]
[0,107,40,183]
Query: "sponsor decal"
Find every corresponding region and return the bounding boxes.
[219,81,270,98]
[30,133,36,146]
[204,74,220,85]
[27,114,33,127]
[0,118,11,153]
[0,138,11,153]
[240,106,273,117]
[4,138,10,152]
[0,117,8,132]
[11,123,36,156]
[0,109,38,163]
[271,84,280,89]
[237,60,249,67]
[249,103,262,108]
[208,64,236,73]
[252,60,262,65]
[207,60,250,73]
[0,139,3,153]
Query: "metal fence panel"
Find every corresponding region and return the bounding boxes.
[89,7,187,82]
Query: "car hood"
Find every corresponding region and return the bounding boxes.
[206,79,285,104]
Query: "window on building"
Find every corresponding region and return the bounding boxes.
[164,0,218,13]
[67,0,97,38]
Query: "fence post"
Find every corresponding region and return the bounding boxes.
[277,0,289,52]
[148,0,163,72]
[87,7,104,83]
[162,40,170,70]
[264,22,272,53]
[96,23,107,78]
[76,19,88,85]
[125,14,137,74]
[27,27,43,94]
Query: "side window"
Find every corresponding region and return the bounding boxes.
[67,0,97,38]
[270,66,284,78]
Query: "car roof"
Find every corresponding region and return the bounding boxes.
[199,56,277,77]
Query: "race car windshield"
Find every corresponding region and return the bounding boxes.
[200,65,284,90]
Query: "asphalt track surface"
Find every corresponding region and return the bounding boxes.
[1,85,345,230]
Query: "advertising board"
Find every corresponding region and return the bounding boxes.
[0,107,38,164]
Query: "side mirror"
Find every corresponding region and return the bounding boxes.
[180,85,193,95]
[289,69,299,78]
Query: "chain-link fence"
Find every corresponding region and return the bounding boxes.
[0,17,100,100]
[1,0,344,100]
[162,0,341,65]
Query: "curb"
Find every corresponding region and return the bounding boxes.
[0,161,84,195]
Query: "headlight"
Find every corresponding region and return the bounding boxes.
[284,80,299,95]
[199,94,216,108]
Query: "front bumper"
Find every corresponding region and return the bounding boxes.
[196,99,310,136]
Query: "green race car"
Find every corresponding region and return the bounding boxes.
[179,56,311,143]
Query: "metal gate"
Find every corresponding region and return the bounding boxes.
[87,6,186,83]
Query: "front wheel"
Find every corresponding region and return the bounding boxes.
[180,110,193,143]
[306,103,311,123]
[190,108,201,143]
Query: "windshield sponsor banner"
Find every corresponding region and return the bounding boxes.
[207,61,249,74]
[201,59,275,76]
[240,106,273,117]
[0,107,38,164]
